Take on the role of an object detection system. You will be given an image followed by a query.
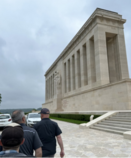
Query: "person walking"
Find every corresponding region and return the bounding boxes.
[34,108,65,158]
[11,110,43,157]
[0,123,26,157]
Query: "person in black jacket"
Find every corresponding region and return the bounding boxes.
[34,108,65,158]
[0,122,26,157]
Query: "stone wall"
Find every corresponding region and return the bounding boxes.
[42,79,131,112]
[61,80,131,111]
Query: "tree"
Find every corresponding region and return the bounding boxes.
[0,94,1,103]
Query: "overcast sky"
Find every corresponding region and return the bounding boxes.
[0,0,131,109]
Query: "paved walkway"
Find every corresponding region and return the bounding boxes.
[54,120,131,157]
[1,121,131,157]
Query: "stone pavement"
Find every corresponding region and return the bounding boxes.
[54,120,131,157]
[1,121,131,157]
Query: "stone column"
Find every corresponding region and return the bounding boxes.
[80,46,88,86]
[50,76,52,99]
[51,76,52,98]
[87,40,91,85]
[87,39,96,84]
[48,79,49,100]
[68,59,71,92]
[94,25,110,85]
[75,52,79,89]
[48,77,50,99]
[64,63,67,93]
[72,55,76,90]
[66,61,69,92]
[80,46,84,87]
[53,74,54,98]
[117,28,129,79]
[50,77,51,99]
[51,76,53,98]
[45,79,47,101]
[54,74,56,96]
[70,56,73,91]
[47,79,48,100]
[51,76,53,99]
[47,78,49,100]
[77,50,81,88]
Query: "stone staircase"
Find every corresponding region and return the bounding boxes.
[90,112,131,135]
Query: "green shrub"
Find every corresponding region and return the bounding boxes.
[50,114,101,121]
[50,117,88,124]
[25,112,30,115]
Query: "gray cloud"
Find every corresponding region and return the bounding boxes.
[0,0,131,109]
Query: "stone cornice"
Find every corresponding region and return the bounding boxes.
[45,8,126,76]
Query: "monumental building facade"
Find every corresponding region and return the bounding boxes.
[42,8,131,112]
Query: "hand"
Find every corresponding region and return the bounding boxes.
[60,150,65,158]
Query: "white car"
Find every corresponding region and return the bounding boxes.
[0,114,12,127]
[26,113,41,127]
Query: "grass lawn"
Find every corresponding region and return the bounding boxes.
[50,116,88,124]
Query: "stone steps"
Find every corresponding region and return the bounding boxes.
[103,120,131,125]
[108,118,131,122]
[90,112,131,135]
[111,116,131,119]
[100,122,131,128]
[115,112,131,116]
[91,126,124,135]
[94,124,131,131]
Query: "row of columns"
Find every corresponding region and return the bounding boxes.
[64,42,89,93]
[45,25,129,98]
[64,27,110,93]
[46,74,55,100]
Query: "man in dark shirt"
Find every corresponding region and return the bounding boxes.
[34,108,65,158]
[11,110,43,157]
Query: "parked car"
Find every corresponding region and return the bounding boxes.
[26,113,41,127]
[0,114,12,127]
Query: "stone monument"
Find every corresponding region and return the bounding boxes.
[42,8,131,112]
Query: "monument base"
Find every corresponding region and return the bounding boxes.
[42,79,131,112]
